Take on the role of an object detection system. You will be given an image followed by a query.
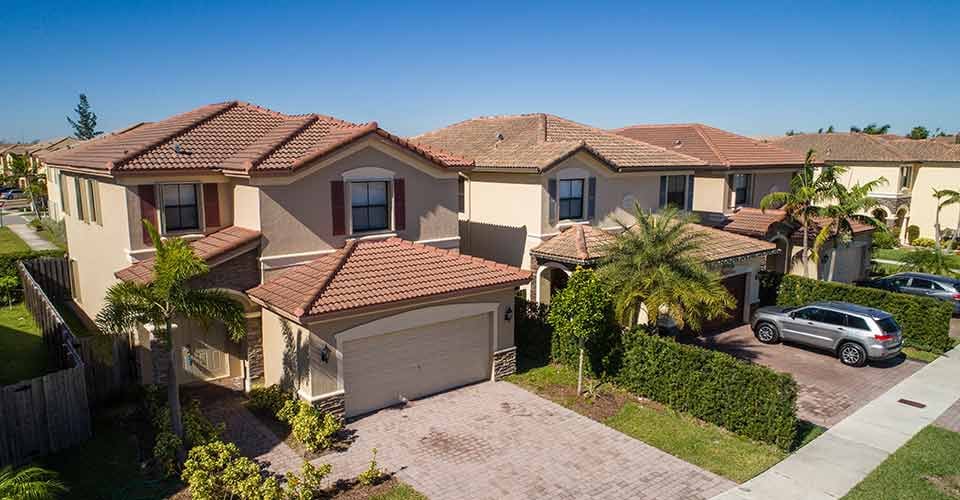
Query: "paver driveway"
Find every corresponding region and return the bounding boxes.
[688,325,923,427]
[317,381,734,500]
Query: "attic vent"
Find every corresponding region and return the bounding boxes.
[673,139,682,148]
[173,142,191,155]
[495,132,505,142]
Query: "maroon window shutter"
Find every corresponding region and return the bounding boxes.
[394,178,405,231]
[138,185,158,244]
[203,183,221,228]
[331,180,345,236]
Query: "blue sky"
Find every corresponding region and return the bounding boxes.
[1,0,957,142]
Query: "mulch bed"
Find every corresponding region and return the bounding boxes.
[171,475,405,499]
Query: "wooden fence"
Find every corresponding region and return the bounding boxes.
[1,260,92,466]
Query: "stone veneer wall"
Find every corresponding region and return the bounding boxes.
[493,346,517,380]
[150,338,169,385]
[310,390,346,419]
[245,316,264,385]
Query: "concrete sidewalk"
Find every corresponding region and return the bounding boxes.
[6,223,58,251]
[712,343,960,500]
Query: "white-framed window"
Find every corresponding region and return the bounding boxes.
[74,177,85,220]
[457,176,466,213]
[661,175,688,208]
[899,165,912,189]
[731,173,753,207]
[86,179,99,224]
[350,181,389,232]
[160,183,200,232]
[558,178,584,220]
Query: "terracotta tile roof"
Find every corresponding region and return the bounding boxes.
[530,224,616,265]
[115,226,261,284]
[881,138,960,162]
[720,207,875,243]
[611,124,807,167]
[531,221,776,266]
[44,101,471,175]
[248,237,531,319]
[766,133,960,164]
[411,113,706,172]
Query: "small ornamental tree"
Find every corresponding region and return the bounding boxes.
[66,93,102,140]
[546,268,617,394]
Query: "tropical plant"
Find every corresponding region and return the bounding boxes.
[932,189,959,255]
[0,465,67,500]
[898,248,957,276]
[546,268,615,394]
[284,461,333,499]
[598,205,735,333]
[812,178,889,281]
[760,149,835,277]
[96,220,245,456]
[66,93,102,140]
[4,153,45,221]
[181,440,280,500]
[908,126,930,140]
[277,399,343,452]
[356,448,384,486]
[852,123,891,135]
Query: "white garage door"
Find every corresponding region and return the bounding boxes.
[342,313,492,417]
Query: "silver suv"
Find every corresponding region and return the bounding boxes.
[751,301,903,367]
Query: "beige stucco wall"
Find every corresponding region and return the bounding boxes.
[461,171,543,269]
[233,183,261,231]
[906,164,960,239]
[752,171,793,205]
[61,174,132,319]
[257,146,459,262]
[260,287,518,398]
[832,163,902,196]
[261,308,312,394]
[787,232,872,283]
[44,167,65,221]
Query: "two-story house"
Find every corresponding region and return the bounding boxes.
[615,124,881,283]
[43,101,529,418]
[412,114,778,329]
[772,133,960,243]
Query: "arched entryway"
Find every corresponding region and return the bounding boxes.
[535,262,573,304]
[765,235,790,274]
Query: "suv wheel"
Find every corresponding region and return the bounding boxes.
[839,342,868,367]
[754,322,780,344]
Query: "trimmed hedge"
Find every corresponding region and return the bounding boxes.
[617,331,798,449]
[514,297,553,364]
[776,274,953,353]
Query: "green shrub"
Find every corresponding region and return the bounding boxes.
[184,400,225,447]
[0,250,64,301]
[277,400,343,453]
[912,237,935,248]
[356,448,384,486]
[182,440,277,500]
[872,230,900,249]
[27,218,42,230]
[777,274,953,353]
[617,330,798,449]
[547,268,622,377]
[247,384,291,415]
[757,271,784,306]
[284,461,333,499]
[153,431,183,479]
[514,297,552,363]
[907,225,920,244]
[0,275,19,306]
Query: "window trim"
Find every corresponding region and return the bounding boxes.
[348,180,391,235]
[661,174,688,209]
[899,165,912,190]
[558,178,585,221]
[731,173,753,207]
[74,177,85,221]
[86,179,99,224]
[158,183,203,235]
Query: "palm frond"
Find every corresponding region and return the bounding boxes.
[0,465,68,500]
[180,288,247,341]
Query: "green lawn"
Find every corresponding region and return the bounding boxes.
[843,426,960,500]
[507,361,823,483]
[874,248,960,268]
[903,347,941,364]
[0,226,31,253]
[0,302,49,384]
[42,406,181,500]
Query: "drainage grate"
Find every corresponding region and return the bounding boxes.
[897,398,926,409]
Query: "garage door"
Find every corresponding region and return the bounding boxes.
[342,313,491,417]
[700,273,747,333]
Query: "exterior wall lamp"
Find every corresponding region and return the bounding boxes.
[504,307,513,321]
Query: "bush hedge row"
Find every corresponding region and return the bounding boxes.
[776,274,954,353]
[617,330,798,449]
[514,297,553,364]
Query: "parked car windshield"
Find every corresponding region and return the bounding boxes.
[876,317,900,334]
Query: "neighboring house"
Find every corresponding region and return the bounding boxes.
[411,114,780,324]
[43,101,529,418]
[530,223,776,330]
[721,207,875,283]
[771,133,960,242]
[609,124,877,281]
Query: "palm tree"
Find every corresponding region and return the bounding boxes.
[897,248,957,277]
[598,205,735,332]
[96,221,245,449]
[0,465,67,500]
[932,189,959,253]
[812,178,889,281]
[5,153,45,221]
[759,150,835,277]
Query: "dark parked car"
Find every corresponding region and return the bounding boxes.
[751,301,902,367]
[0,189,24,199]
[861,272,960,315]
